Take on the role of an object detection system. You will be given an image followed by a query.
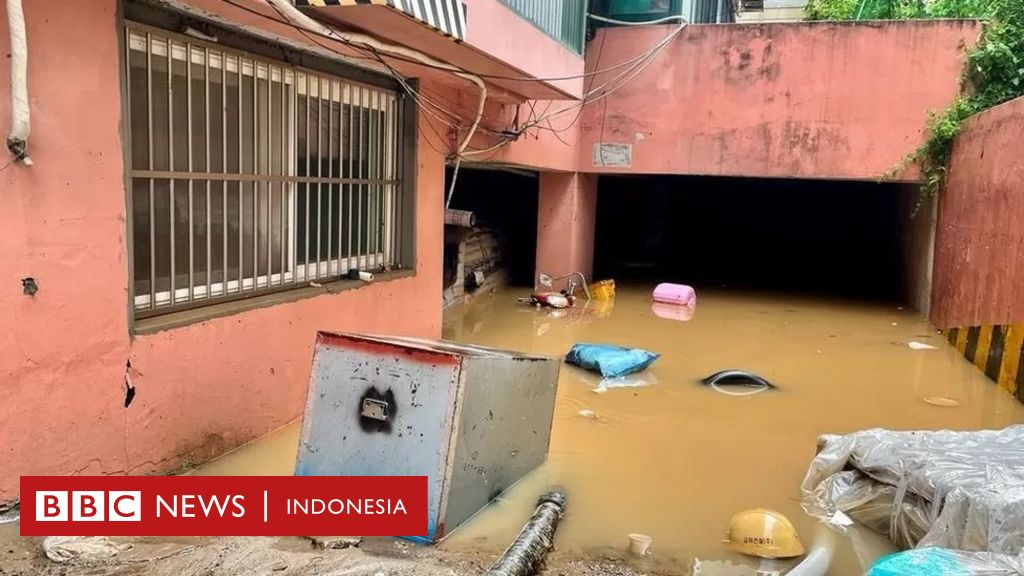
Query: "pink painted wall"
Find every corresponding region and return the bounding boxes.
[535,172,597,283]
[449,92,583,172]
[578,21,981,180]
[0,0,445,499]
[463,0,585,99]
[931,96,1024,329]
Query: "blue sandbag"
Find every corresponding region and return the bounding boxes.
[565,343,660,379]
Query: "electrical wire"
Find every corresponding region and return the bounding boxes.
[241,4,458,159]
[217,0,686,191]
[514,20,686,137]
[227,0,480,154]
[256,0,489,212]
[219,0,685,145]
[219,0,687,84]
[464,18,684,157]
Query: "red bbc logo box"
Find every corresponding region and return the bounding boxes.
[35,490,142,522]
[21,476,428,537]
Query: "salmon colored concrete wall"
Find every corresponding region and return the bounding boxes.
[931,96,1024,329]
[535,172,597,284]
[452,93,582,172]
[463,0,585,99]
[578,21,981,179]
[0,0,445,499]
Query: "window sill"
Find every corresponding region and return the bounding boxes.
[132,269,417,336]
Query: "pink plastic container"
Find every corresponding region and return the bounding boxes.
[652,283,696,307]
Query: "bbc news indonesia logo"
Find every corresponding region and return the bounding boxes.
[21,476,427,537]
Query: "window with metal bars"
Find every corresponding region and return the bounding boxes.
[124,26,409,318]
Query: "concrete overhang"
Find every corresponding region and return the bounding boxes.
[298,2,584,101]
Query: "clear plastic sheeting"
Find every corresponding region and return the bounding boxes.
[802,426,1024,573]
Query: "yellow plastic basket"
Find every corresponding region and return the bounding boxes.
[578,279,615,300]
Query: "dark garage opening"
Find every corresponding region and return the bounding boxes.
[443,166,538,304]
[594,175,919,303]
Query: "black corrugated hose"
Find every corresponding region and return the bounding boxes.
[484,492,567,576]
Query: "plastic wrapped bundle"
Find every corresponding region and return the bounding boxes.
[802,426,1024,557]
[565,343,659,379]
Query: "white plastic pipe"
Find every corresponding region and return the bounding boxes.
[6,0,31,164]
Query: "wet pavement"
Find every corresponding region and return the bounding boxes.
[191,285,1024,574]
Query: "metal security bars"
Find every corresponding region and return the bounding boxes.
[125,26,405,317]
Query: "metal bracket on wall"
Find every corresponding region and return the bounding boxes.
[361,398,391,422]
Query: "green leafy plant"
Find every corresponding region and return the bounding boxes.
[805,0,1024,205]
[805,0,859,20]
[806,0,989,20]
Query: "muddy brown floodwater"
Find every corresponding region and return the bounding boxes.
[194,286,1024,575]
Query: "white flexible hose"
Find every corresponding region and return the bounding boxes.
[6,0,31,164]
[263,0,486,156]
[588,12,689,26]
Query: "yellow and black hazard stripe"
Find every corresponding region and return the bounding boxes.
[947,324,1024,402]
[295,0,467,41]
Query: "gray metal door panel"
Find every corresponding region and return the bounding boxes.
[442,355,561,532]
[296,333,462,539]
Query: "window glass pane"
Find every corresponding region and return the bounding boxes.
[131,178,151,297]
[150,43,170,171]
[128,50,150,170]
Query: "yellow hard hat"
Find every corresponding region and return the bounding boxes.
[726,509,805,559]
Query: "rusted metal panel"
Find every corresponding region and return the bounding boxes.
[932,96,1024,329]
[296,332,561,543]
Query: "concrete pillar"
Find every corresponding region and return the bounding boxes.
[535,172,597,287]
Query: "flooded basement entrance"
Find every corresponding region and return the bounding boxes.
[195,287,1024,575]
[437,286,1024,574]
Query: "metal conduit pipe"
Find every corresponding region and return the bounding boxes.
[484,492,567,576]
[6,0,32,165]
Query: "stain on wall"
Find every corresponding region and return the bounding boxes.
[578,21,981,180]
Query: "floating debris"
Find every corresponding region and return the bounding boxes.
[703,370,775,396]
[922,396,961,407]
[627,533,652,556]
